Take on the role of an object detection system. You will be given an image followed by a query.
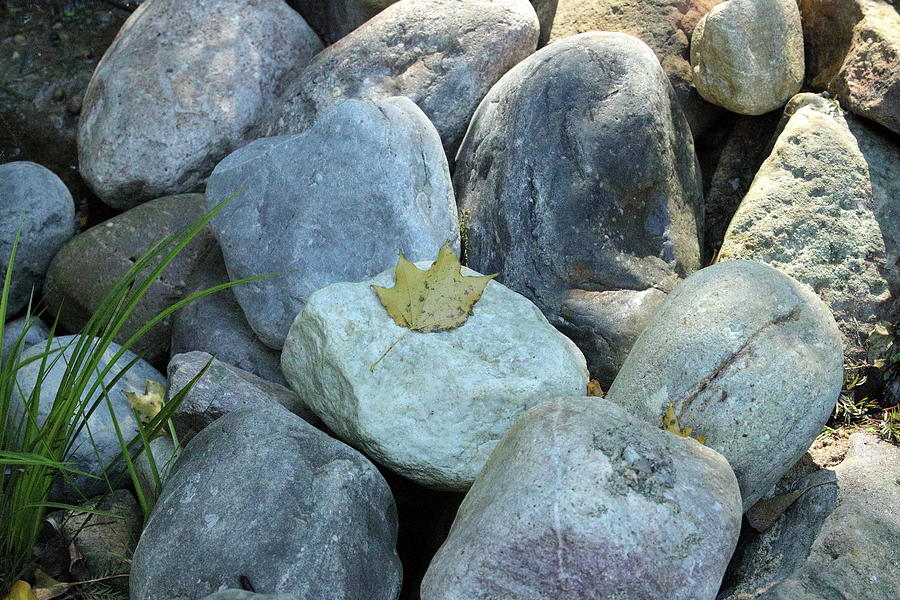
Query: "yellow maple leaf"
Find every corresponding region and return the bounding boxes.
[661,402,707,445]
[122,379,166,426]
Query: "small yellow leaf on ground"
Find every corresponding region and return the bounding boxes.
[586,380,605,397]
[3,581,37,600]
[123,379,166,425]
[661,402,707,444]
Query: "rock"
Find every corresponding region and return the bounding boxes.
[0,161,76,316]
[718,94,892,359]
[703,111,782,254]
[61,489,142,587]
[170,245,287,386]
[455,32,703,387]
[691,0,804,115]
[549,0,726,135]
[0,1,129,195]
[720,433,900,599]
[800,0,900,135]
[130,403,401,600]
[167,351,317,444]
[134,435,178,506]
[290,0,557,46]
[281,261,588,491]
[200,593,299,600]
[78,0,322,208]
[606,261,844,510]
[261,0,539,157]
[420,397,742,600]
[10,335,166,501]
[43,194,217,364]
[1,316,50,363]
[208,97,459,349]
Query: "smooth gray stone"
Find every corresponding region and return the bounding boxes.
[9,335,166,501]
[720,433,900,600]
[455,32,703,386]
[261,0,540,157]
[43,194,217,365]
[170,246,287,386]
[0,161,75,316]
[606,261,844,510]
[134,435,178,506]
[167,351,318,444]
[78,0,322,208]
[201,592,305,600]
[1,316,51,363]
[207,97,459,349]
[130,403,401,600]
[421,397,742,600]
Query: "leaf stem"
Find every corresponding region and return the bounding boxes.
[370,330,411,372]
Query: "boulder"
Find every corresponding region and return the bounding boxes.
[207,97,459,349]
[281,261,589,491]
[170,246,286,386]
[130,403,401,600]
[606,261,844,510]
[261,0,539,157]
[718,94,892,359]
[800,0,900,135]
[691,0,804,115]
[167,351,316,444]
[1,316,51,363]
[421,397,742,600]
[0,161,75,316]
[549,0,726,135]
[43,194,217,364]
[134,435,178,505]
[720,433,900,599]
[78,0,322,208]
[10,335,166,501]
[455,32,703,387]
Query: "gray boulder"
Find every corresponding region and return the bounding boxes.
[2,316,51,363]
[207,97,459,349]
[720,433,900,600]
[201,593,302,600]
[10,335,166,501]
[281,262,589,491]
[421,397,742,600]
[170,246,287,386]
[78,0,322,208]
[134,435,178,506]
[261,0,540,157]
[0,161,75,316]
[455,32,703,387]
[718,94,892,360]
[130,403,401,600]
[167,351,317,444]
[43,194,217,364]
[606,261,844,510]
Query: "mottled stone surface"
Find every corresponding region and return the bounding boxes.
[607,261,844,510]
[261,0,539,157]
[281,262,588,490]
[550,0,725,134]
[1,316,50,363]
[456,32,702,386]
[43,194,216,364]
[421,397,742,600]
[718,94,892,358]
[0,161,75,316]
[208,98,459,349]
[800,0,900,135]
[691,0,804,115]
[131,403,401,600]
[78,0,322,207]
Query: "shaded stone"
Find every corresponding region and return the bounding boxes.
[261,0,540,157]
[606,261,844,510]
[134,435,177,506]
[718,94,893,359]
[691,0,804,115]
[281,262,588,491]
[130,403,401,600]
[170,245,286,386]
[43,194,217,364]
[1,316,50,363]
[167,351,317,444]
[78,0,322,208]
[800,0,900,135]
[0,161,76,316]
[549,0,726,135]
[208,98,459,349]
[455,32,702,387]
[421,397,742,600]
